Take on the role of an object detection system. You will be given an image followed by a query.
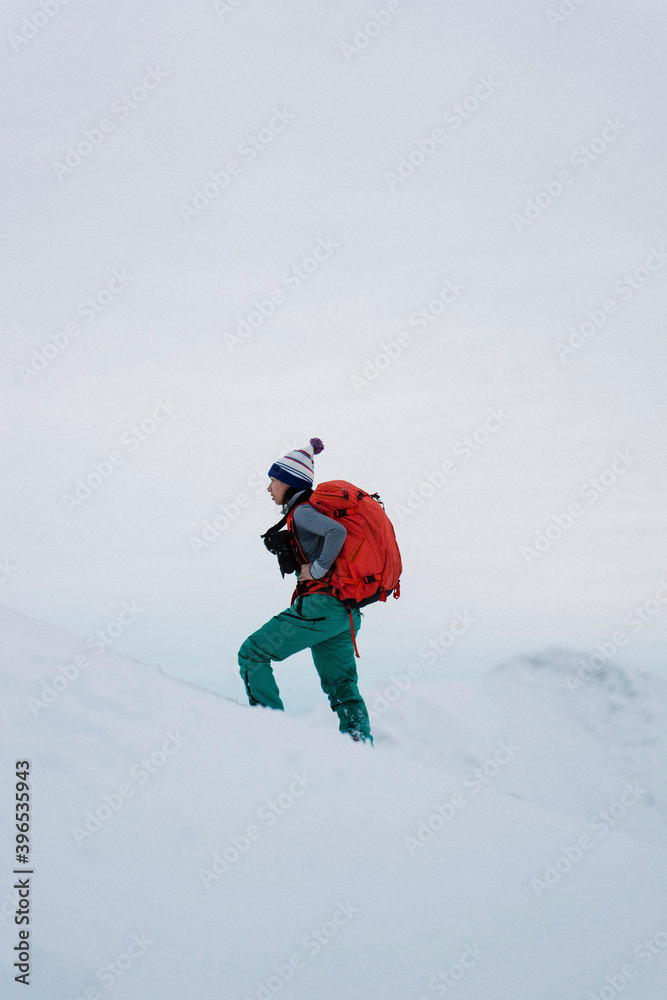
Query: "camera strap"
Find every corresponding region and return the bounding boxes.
[260,513,289,540]
[260,489,313,541]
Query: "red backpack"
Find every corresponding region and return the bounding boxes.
[287,480,402,655]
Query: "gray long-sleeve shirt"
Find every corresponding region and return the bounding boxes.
[284,490,346,579]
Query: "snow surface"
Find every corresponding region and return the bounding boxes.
[1,605,666,1000]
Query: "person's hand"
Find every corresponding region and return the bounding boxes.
[298,563,315,582]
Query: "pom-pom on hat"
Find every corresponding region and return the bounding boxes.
[268,437,324,489]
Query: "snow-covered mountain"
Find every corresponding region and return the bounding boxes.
[315,645,667,850]
[1,605,666,1000]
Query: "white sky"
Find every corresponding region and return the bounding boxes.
[2,0,666,711]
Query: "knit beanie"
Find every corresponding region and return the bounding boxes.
[268,437,324,490]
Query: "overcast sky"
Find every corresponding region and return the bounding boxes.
[2,0,666,712]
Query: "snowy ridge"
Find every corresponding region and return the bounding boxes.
[334,645,667,850]
[1,607,666,1000]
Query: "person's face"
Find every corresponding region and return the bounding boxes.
[267,477,290,505]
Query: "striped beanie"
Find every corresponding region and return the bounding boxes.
[268,437,324,490]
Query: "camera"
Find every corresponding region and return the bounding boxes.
[262,529,301,577]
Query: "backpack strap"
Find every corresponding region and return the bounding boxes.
[289,574,333,607]
[286,496,362,659]
[335,573,381,604]
[285,507,310,567]
[286,498,328,607]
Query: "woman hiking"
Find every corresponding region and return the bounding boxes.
[238,438,374,744]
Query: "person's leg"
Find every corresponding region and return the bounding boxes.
[310,606,373,742]
[238,595,357,711]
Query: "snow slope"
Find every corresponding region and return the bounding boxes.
[314,646,667,850]
[1,605,666,1000]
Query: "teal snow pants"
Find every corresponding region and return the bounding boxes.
[238,593,372,741]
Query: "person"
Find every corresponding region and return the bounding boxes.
[238,438,373,744]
